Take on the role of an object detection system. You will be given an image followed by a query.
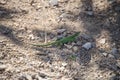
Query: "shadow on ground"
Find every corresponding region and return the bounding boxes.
[0,25,23,45]
[0,6,27,45]
[79,0,120,79]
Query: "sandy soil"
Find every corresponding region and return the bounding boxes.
[0,0,120,80]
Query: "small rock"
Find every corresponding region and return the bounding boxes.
[111,48,118,54]
[108,54,115,58]
[76,41,82,46]
[57,29,66,33]
[49,0,58,6]
[34,74,44,80]
[85,11,94,16]
[62,62,67,67]
[0,11,6,16]
[64,44,73,49]
[57,35,64,39]
[59,13,67,18]
[19,75,26,80]
[0,53,6,59]
[81,34,92,40]
[72,46,78,52]
[0,64,6,70]
[111,48,119,59]
[0,0,7,4]
[59,13,73,19]
[108,0,116,4]
[98,38,106,44]
[82,42,92,50]
[25,74,32,80]
[59,66,65,71]
[28,34,35,40]
[38,73,46,78]
[16,69,21,73]
[116,62,120,68]
[115,6,120,12]
[19,74,32,80]
[102,52,108,56]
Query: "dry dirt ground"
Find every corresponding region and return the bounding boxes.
[0,0,120,80]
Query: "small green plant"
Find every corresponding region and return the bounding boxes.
[69,55,76,61]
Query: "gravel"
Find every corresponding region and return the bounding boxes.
[82,42,93,50]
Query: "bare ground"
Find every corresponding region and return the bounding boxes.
[0,0,120,80]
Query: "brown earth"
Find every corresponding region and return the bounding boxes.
[0,0,120,80]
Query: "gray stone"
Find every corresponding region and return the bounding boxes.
[111,48,118,54]
[57,35,64,39]
[82,42,92,50]
[115,6,120,11]
[102,52,108,57]
[49,0,58,6]
[65,44,73,49]
[76,41,82,46]
[86,11,94,16]
[108,54,115,58]
[59,13,67,18]
[116,62,120,68]
[108,0,116,4]
[57,29,66,33]
[110,48,119,59]
[19,74,32,80]
[80,34,92,40]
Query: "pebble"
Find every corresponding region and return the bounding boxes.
[116,62,120,68]
[108,0,116,4]
[62,62,67,67]
[64,44,73,49]
[0,0,6,4]
[98,38,106,44]
[0,11,6,16]
[59,13,73,19]
[0,64,6,71]
[110,48,119,59]
[80,34,92,40]
[59,66,65,71]
[49,0,58,6]
[34,74,46,80]
[111,48,118,54]
[108,54,115,58]
[25,74,32,80]
[57,35,64,39]
[0,53,6,59]
[19,74,32,80]
[82,42,92,50]
[115,6,120,12]
[102,52,108,57]
[57,29,66,33]
[28,34,35,40]
[76,41,82,46]
[59,13,67,18]
[72,46,78,52]
[85,11,94,16]
[19,75,26,80]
